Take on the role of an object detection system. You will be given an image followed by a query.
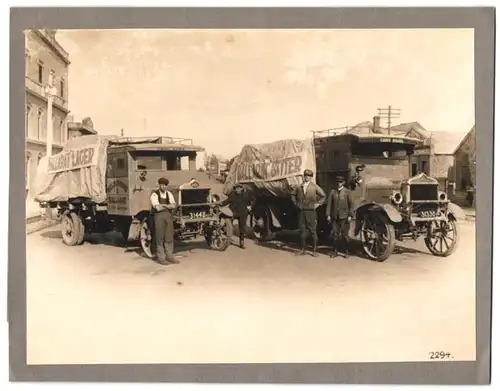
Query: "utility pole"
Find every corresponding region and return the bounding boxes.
[377,105,401,135]
[45,70,56,157]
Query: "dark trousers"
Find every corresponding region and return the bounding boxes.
[332,218,350,252]
[154,210,174,261]
[299,209,318,248]
[235,214,248,240]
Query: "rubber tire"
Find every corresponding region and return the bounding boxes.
[61,212,84,246]
[360,212,396,262]
[251,210,272,242]
[424,219,458,257]
[139,218,154,259]
[209,217,233,251]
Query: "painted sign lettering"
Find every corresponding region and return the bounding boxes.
[47,145,98,174]
[236,155,303,182]
[106,180,129,193]
[366,137,405,144]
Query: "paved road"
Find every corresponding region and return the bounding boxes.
[26,220,476,365]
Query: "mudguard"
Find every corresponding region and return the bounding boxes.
[264,204,282,228]
[447,202,466,220]
[354,202,402,236]
[253,203,282,229]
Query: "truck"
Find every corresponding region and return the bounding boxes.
[34,135,234,257]
[224,129,465,261]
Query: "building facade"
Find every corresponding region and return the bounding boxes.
[25,29,70,199]
[453,125,476,190]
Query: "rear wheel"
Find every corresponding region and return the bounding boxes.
[250,209,272,241]
[61,212,85,246]
[424,219,458,257]
[360,212,396,262]
[139,218,154,258]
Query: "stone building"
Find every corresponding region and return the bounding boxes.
[25,29,70,199]
[453,125,476,190]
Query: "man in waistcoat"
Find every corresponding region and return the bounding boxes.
[326,176,354,258]
[291,169,326,257]
[150,177,178,265]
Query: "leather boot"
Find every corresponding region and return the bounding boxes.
[239,237,246,249]
[312,246,319,257]
[330,239,338,258]
[296,238,306,256]
[311,239,319,257]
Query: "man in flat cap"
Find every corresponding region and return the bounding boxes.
[219,182,252,249]
[150,177,177,265]
[326,175,354,258]
[291,169,326,257]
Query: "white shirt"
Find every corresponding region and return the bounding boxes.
[303,181,311,193]
[150,190,176,208]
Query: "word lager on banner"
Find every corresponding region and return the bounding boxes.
[47,146,97,174]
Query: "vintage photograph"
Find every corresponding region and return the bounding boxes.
[25,28,476,365]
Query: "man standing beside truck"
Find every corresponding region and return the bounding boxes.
[291,169,326,257]
[150,177,178,265]
[326,176,354,258]
[219,183,252,249]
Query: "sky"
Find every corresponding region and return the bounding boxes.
[56,28,475,161]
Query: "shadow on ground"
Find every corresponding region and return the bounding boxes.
[252,230,429,259]
[40,229,214,260]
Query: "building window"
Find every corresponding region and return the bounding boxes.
[25,104,32,137]
[60,79,65,98]
[26,152,31,196]
[59,119,65,144]
[37,109,44,141]
[411,163,417,176]
[38,63,44,84]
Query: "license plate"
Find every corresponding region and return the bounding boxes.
[420,210,437,218]
[189,212,206,219]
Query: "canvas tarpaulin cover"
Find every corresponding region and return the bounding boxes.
[223,138,316,197]
[34,135,119,204]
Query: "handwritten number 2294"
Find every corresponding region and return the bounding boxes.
[429,351,453,360]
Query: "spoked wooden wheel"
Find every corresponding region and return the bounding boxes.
[139,218,154,258]
[360,213,396,262]
[61,212,85,246]
[424,219,458,257]
[209,217,233,251]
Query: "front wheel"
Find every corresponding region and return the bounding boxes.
[139,218,154,259]
[207,217,233,251]
[360,212,396,262]
[424,219,458,257]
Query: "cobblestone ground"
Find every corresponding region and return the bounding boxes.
[26,219,476,365]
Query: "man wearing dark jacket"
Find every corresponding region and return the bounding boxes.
[291,169,326,257]
[326,176,354,258]
[219,183,252,249]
